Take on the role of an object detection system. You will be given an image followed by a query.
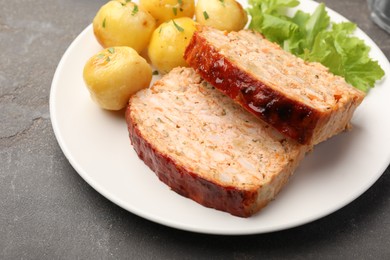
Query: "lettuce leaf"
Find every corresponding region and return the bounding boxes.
[248,0,385,92]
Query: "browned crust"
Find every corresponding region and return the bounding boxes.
[126,105,272,218]
[184,30,321,145]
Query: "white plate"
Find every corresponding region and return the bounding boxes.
[50,0,390,235]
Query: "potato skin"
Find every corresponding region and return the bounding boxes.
[83,47,152,110]
[195,0,247,31]
[93,0,156,53]
[148,17,197,74]
[139,0,195,25]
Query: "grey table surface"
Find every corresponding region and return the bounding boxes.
[1,0,389,259]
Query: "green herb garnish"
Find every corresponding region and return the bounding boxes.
[248,0,385,92]
[172,20,184,32]
[173,7,178,16]
[121,0,131,5]
[108,47,115,54]
[132,5,138,16]
[203,11,209,20]
[152,70,159,75]
[102,17,106,28]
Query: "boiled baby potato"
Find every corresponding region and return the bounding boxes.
[139,0,195,25]
[93,0,156,53]
[148,17,197,74]
[83,47,152,110]
[195,0,247,31]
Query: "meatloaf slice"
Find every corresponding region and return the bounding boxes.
[126,67,307,217]
[184,26,366,145]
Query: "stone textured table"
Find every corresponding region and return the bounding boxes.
[1,0,389,258]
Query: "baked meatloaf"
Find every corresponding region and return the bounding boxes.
[184,26,366,145]
[126,67,307,217]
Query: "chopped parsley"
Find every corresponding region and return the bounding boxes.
[132,5,138,16]
[152,70,159,75]
[121,0,131,6]
[108,47,115,54]
[203,11,209,20]
[172,20,184,32]
[102,17,106,28]
[173,7,178,16]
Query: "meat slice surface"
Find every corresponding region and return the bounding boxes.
[126,67,307,217]
[184,26,365,145]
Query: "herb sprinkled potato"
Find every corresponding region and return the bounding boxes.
[148,17,197,74]
[195,0,247,31]
[83,47,152,110]
[93,0,156,53]
[140,0,195,25]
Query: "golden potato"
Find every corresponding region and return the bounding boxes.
[140,0,195,25]
[93,0,156,53]
[148,17,197,74]
[83,47,152,110]
[195,0,247,31]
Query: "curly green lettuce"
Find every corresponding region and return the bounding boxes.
[248,0,385,92]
